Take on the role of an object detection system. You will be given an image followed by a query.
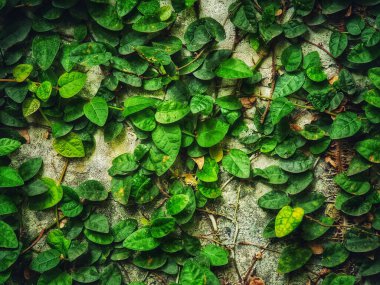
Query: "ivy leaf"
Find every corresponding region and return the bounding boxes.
[292,192,325,214]
[36,81,52,101]
[150,217,176,238]
[222,149,251,178]
[273,72,305,98]
[190,95,214,115]
[344,230,380,252]
[83,229,114,245]
[347,43,380,64]
[70,42,112,66]
[123,228,160,251]
[330,112,361,139]
[53,133,85,158]
[200,244,229,266]
[72,267,100,283]
[334,172,371,195]
[321,243,350,268]
[275,206,304,237]
[30,249,61,273]
[363,89,380,108]
[132,15,172,33]
[277,245,312,273]
[0,138,21,156]
[88,3,123,31]
[32,35,60,70]
[279,153,314,173]
[301,215,334,241]
[258,191,291,210]
[329,31,348,58]
[155,100,190,124]
[368,67,380,89]
[13,64,33,82]
[84,97,109,127]
[116,0,138,17]
[0,166,24,187]
[355,138,380,163]
[123,96,160,117]
[283,20,308,38]
[111,219,138,242]
[76,180,108,202]
[184,17,226,51]
[37,269,72,285]
[108,153,139,176]
[196,157,219,182]
[133,251,167,270]
[281,45,302,72]
[85,213,110,234]
[196,118,229,148]
[0,221,18,249]
[46,229,71,255]
[22,98,40,117]
[0,194,17,216]
[58,72,87,98]
[29,177,63,210]
[215,58,253,79]
[253,165,289,184]
[166,194,190,215]
[270,97,295,125]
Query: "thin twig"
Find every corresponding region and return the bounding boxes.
[58,159,69,185]
[303,38,342,69]
[197,208,233,221]
[177,48,206,71]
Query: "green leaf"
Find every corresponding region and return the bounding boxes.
[184,17,226,51]
[0,194,17,216]
[277,245,312,273]
[321,243,349,268]
[0,221,18,249]
[273,72,305,98]
[292,192,325,214]
[359,258,380,276]
[201,244,229,266]
[29,177,63,210]
[37,269,72,285]
[116,0,138,17]
[150,217,176,238]
[347,155,372,176]
[346,15,365,36]
[229,0,257,33]
[355,138,380,163]
[83,229,114,245]
[123,96,160,117]
[0,166,24,187]
[70,42,112,66]
[22,98,40,117]
[58,72,87,98]
[196,118,229,148]
[334,172,371,195]
[222,149,250,178]
[270,97,295,124]
[196,157,219,182]
[253,165,289,184]
[53,133,85,158]
[364,89,380,108]
[281,45,302,72]
[283,20,308,38]
[32,35,60,70]
[329,32,348,58]
[111,219,138,242]
[284,171,313,194]
[46,229,70,255]
[36,81,52,101]
[131,109,156,131]
[72,267,100,283]
[84,97,109,127]
[76,180,108,201]
[30,249,61,273]
[361,27,380,47]
[88,3,123,31]
[166,194,190,215]
[123,228,160,251]
[344,230,380,252]
[215,95,242,110]
[108,153,138,176]
[369,67,380,89]
[306,66,327,82]
[0,138,21,156]
[13,64,33,82]
[215,58,253,79]
[190,95,214,115]
[330,112,361,139]
[111,176,131,205]
[299,124,325,140]
[197,182,221,199]
[301,215,334,241]
[85,213,109,233]
[279,153,314,173]
[347,43,380,64]
[155,100,190,124]
[258,191,291,210]
[275,206,304,237]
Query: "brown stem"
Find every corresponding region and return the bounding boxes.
[57,159,69,185]
[0,78,18,82]
[303,38,342,69]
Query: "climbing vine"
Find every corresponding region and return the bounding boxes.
[0,0,380,284]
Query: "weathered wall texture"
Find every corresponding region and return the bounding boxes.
[11,0,340,284]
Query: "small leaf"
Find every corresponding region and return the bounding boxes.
[13,64,33,82]
[275,206,304,237]
[84,213,110,234]
[355,138,380,163]
[76,180,108,201]
[30,249,61,273]
[281,45,302,72]
[0,221,18,249]
[0,138,21,156]
[155,100,190,124]
[58,72,87,98]
[0,166,24,187]
[123,228,160,251]
[270,97,295,124]
[166,194,190,215]
[369,67,380,89]
[36,81,52,101]
[201,244,229,266]
[329,32,348,58]
[53,133,85,158]
[32,35,60,70]
[222,149,250,178]
[196,118,229,148]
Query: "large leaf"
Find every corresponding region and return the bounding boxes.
[76,180,108,201]
[275,206,304,237]
[30,249,61,273]
[0,166,24,188]
[273,72,305,98]
[155,101,190,124]
[58,72,87,98]
[277,245,312,273]
[32,35,60,70]
[329,32,348,58]
[215,58,253,79]
[123,228,160,251]
[84,97,109,127]
[200,244,229,266]
[0,138,21,156]
[369,67,380,89]
[281,45,302,72]
[53,133,85,158]
[330,112,361,139]
[222,149,250,178]
[196,118,229,148]
[270,97,295,124]
[29,177,63,210]
[355,138,380,163]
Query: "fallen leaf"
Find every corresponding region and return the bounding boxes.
[182,173,198,186]
[328,75,339,85]
[240,96,257,109]
[309,243,324,255]
[249,277,265,285]
[18,129,30,143]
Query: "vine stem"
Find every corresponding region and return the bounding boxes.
[260,49,276,124]
[0,78,18,82]
[302,38,342,69]
[176,48,206,71]
[304,215,380,237]
[108,105,124,111]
